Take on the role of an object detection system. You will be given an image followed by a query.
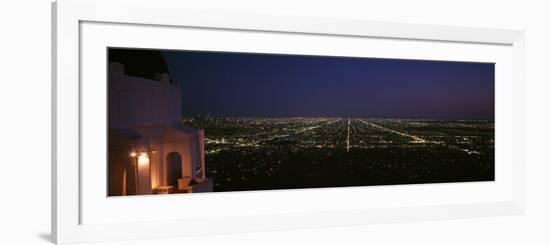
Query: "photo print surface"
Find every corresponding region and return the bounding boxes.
[107,48,494,196]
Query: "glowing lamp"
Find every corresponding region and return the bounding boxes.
[137,152,149,166]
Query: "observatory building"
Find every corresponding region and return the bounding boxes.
[108,49,212,196]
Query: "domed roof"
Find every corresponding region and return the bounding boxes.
[109,48,171,81]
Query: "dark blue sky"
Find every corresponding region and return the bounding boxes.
[163,50,494,120]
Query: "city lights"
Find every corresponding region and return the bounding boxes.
[186,116,494,192]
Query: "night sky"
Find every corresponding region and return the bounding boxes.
[163,50,494,120]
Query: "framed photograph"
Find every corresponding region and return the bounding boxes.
[52,0,525,244]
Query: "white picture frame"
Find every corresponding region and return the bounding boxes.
[52,0,525,244]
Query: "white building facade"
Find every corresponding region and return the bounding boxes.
[108,54,212,196]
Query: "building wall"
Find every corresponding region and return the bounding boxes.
[108,61,205,194]
[108,131,137,196]
[109,62,182,128]
[130,127,198,191]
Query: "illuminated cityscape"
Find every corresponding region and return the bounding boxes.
[186,117,494,191]
[108,48,495,194]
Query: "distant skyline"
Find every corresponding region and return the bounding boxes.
[163,50,494,120]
